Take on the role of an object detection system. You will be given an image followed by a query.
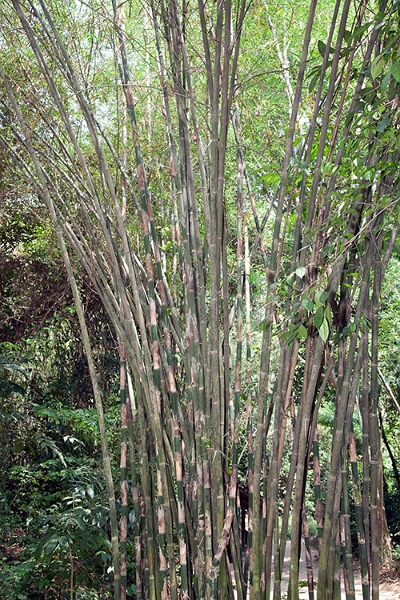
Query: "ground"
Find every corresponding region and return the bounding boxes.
[276,541,400,599]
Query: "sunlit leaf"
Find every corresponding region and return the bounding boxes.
[296,325,308,340]
[295,266,307,279]
[319,317,330,343]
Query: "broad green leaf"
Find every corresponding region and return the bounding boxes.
[44,537,59,555]
[376,117,390,133]
[296,324,308,340]
[302,297,314,312]
[371,54,385,79]
[319,317,330,343]
[391,62,400,82]
[325,304,333,327]
[68,516,86,530]
[282,331,295,346]
[262,172,281,186]
[359,86,374,98]
[59,535,71,552]
[295,266,306,279]
[314,306,324,329]
[381,69,391,92]
[101,552,111,562]
[259,320,267,331]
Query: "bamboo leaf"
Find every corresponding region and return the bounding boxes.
[317,40,326,57]
[309,71,320,93]
[353,22,372,39]
[345,110,355,127]
[343,29,352,44]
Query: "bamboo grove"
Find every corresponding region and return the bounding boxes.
[1,0,400,599]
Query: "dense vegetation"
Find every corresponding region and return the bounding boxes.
[0,0,400,599]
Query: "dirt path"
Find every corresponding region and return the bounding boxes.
[273,541,400,599]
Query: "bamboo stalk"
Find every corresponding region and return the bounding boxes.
[302,504,315,600]
[340,451,355,600]
[370,228,383,600]
[317,235,375,600]
[349,429,369,600]
[120,342,129,600]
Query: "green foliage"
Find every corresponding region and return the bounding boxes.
[1,451,114,597]
[0,198,119,597]
[0,351,28,400]
[385,486,400,546]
